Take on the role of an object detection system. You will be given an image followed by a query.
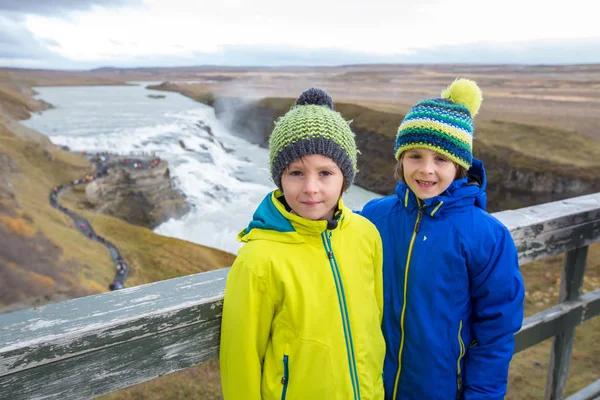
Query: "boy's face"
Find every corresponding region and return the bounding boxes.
[402,148,457,200]
[281,154,344,221]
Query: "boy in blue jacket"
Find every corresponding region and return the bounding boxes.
[361,78,525,400]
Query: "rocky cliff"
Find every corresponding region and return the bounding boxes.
[0,79,53,120]
[0,78,235,314]
[178,93,600,212]
[85,161,190,229]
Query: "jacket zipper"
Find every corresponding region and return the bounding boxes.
[456,320,466,399]
[321,230,361,400]
[281,354,289,400]
[392,199,424,399]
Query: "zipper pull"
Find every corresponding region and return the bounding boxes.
[281,377,287,384]
[415,206,424,233]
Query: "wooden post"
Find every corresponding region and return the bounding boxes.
[0,193,598,399]
[545,246,589,400]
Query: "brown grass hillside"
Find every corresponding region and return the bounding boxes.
[133,69,600,399]
[151,82,600,173]
[507,246,600,399]
[58,189,235,285]
[0,81,235,313]
[0,118,108,311]
[143,64,600,139]
[148,85,600,212]
[2,66,599,399]
[0,68,127,88]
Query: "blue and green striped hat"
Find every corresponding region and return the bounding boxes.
[269,88,357,190]
[394,78,483,170]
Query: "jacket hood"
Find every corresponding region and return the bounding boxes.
[238,190,349,244]
[394,157,487,216]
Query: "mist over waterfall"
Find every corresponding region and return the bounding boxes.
[24,84,380,254]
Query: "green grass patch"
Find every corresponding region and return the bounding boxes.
[1,115,234,306]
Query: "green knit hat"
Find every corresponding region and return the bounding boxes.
[268,88,358,190]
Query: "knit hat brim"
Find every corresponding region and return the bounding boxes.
[271,137,356,190]
[269,100,357,190]
[394,79,482,170]
[394,143,471,170]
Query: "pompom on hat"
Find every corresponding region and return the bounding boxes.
[269,88,358,190]
[394,78,483,170]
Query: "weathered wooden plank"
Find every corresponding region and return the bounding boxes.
[0,319,221,400]
[495,193,600,264]
[545,246,588,400]
[514,289,600,353]
[0,268,228,377]
[565,379,600,400]
[0,193,600,399]
[0,269,229,399]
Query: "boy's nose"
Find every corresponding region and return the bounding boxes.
[419,159,435,174]
[303,176,319,194]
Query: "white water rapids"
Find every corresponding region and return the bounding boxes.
[24,83,381,254]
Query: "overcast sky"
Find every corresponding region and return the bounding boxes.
[1,0,599,69]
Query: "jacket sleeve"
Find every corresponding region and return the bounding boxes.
[220,256,275,400]
[463,223,525,400]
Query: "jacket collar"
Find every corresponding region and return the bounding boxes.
[239,190,350,243]
[273,190,348,236]
[394,158,488,217]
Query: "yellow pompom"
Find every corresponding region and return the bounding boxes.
[440,78,483,118]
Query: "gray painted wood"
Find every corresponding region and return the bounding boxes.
[565,379,600,400]
[515,289,600,353]
[545,247,588,400]
[0,193,600,399]
[495,193,600,264]
[0,319,220,400]
[0,268,228,399]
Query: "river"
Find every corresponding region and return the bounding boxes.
[23,83,381,254]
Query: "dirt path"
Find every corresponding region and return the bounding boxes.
[50,153,162,291]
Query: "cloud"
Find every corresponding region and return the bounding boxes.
[2,34,600,70]
[0,0,143,69]
[6,0,598,70]
[0,16,72,67]
[1,0,599,70]
[0,17,54,59]
[400,38,600,64]
[0,0,143,15]
[74,38,600,68]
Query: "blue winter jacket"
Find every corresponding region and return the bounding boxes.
[360,158,524,400]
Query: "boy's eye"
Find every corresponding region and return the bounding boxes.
[289,170,303,176]
[320,170,333,177]
[408,154,421,159]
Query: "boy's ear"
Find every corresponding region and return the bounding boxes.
[455,165,468,179]
[341,180,349,194]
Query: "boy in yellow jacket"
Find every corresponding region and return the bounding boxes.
[220,88,385,400]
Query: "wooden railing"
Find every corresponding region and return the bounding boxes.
[1,193,599,400]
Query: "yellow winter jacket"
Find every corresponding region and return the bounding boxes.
[220,191,385,400]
